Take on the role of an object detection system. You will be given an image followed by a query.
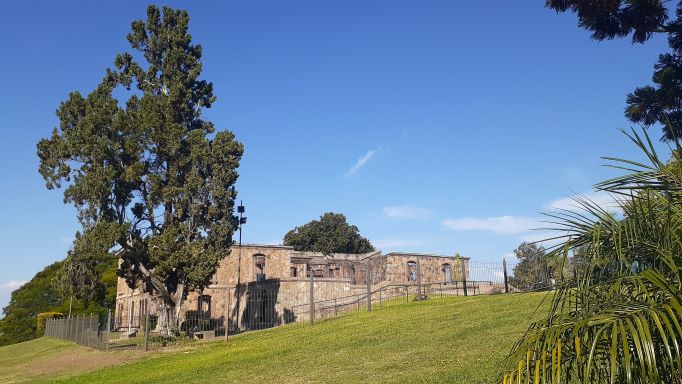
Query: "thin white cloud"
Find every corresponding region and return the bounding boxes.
[442,216,539,235]
[546,191,622,213]
[0,280,27,291]
[345,148,379,178]
[383,206,433,221]
[373,238,423,249]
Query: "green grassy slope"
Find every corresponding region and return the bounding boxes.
[0,337,144,384]
[35,293,549,384]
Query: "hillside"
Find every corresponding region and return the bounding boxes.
[0,292,550,384]
[0,338,144,384]
[0,254,118,347]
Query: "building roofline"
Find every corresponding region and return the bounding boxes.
[116,244,467,260]
[234,243,294,250]
[384,252,470,260]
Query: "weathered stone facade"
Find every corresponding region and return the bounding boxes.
[114,244,469,331]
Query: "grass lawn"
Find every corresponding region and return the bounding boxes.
[0,337,144,383]
[4,292,550,384]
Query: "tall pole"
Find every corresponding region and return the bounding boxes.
[235,201,246,331]
[503,259,509,294]
[68,294,73,319]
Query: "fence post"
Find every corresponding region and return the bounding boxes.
[309,269,315,325]
[503,259,509,294]
[461,260,468,297]
[88,314,94,347]
[416,261,422,299]
[75,315,80,345]
[406,285,409,303]
[224,289,230,342]
[105,310,111,352]
[144,307,150,352]
[82,315,86,345]
[367,258,372,312]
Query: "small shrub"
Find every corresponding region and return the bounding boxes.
[36,312,63,337]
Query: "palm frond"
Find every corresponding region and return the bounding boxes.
[502,128,682,383]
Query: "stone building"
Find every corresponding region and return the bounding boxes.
[115,244,469,333]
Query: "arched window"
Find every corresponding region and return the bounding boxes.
[407,261,417,282]
[442,263,452,284]
[117,303,124,327]
[253,254,266,282]
[139,299,145,325]
[198,295,212,319]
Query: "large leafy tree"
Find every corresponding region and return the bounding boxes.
[502,130,682,383]
[547,0,682,141]
[37,5,243,331]
[509,242,561,291]
[283,212,375,255]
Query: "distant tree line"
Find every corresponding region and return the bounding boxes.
[0,254,117,347]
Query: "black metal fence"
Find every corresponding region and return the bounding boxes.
[45,314,111,350]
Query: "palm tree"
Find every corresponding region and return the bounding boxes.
[502,129,682,383]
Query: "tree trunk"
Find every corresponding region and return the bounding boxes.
[118,244,186,336]
[153,282,186,336]
[155,299,179,336]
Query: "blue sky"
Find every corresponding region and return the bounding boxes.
[0,1,671,310]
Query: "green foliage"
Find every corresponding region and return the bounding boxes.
[35,5,243,321]
[35,312,63,337]
[509,242,562,291]
[53,225,121,307]
[0,253,117,347]
[283,212,375,255]
[502,129,682,383]
[548,1,682,141]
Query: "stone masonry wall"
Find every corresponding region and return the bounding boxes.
[114,245,471,331]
